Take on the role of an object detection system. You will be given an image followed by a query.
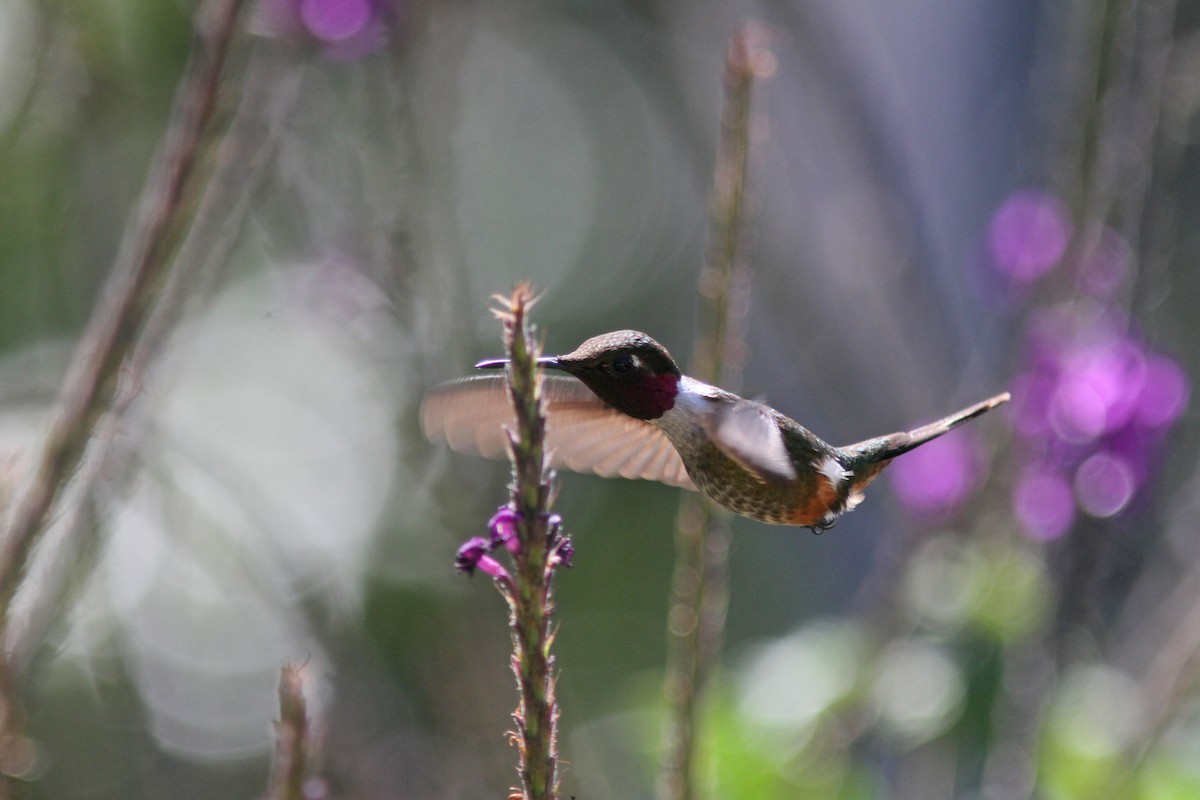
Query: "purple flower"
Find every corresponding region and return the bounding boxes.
[455,537,511,581]
[1007,320,1188,536]
[1047,336,1146,444]
[988,190,1072,284]
[458,507,573,577]
[455,537,492,576]
[488,506,522,554]
[1014,466,1076,541]
[889,429,984,516]
[987,191,1189,539]
[1012,313,1184,440]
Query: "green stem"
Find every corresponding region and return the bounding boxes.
[496,286,559,800]
[660,23,771,800]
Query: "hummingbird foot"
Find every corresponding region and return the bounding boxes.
[808,516,838,536]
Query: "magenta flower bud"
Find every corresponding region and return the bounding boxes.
[455,536,512,581]
[455,537,492,575]
[489,506,522,554]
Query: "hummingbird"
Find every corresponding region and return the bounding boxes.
[421,330,1009,530]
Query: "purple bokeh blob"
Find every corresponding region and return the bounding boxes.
[1014,467,1076,541]
[988,190,1073,284]
[890,430,983,515]
[300,0,372,42]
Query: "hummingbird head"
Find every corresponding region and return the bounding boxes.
[549,331,682,420]
[478,330,682,420]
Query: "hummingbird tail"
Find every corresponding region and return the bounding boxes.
[841,392,1011,469]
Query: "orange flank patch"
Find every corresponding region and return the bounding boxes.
[783,472,844,527]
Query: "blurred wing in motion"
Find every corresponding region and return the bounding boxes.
[421,375,697,490]
[706,399,798,483]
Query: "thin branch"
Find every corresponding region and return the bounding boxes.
[266,663,312,800]
[5,37,294,675]
[0,3,248,791]
[0,0,250,633]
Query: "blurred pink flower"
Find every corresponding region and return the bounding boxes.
[259,0,394,59]
[1136,354,1190,428]
[889,429,983,516]
[1047,336,1146,443]
[1004,304,1188,533]
[988,190,1072,284]
[1014,466,1076,541]
[981,191,1188,539]
[299,0,372,41]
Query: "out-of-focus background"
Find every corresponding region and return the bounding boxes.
[1,0,1198,798]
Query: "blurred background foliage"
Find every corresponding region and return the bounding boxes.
[1,0,1199,798]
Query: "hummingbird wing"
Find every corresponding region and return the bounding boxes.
[705,399,798,483]
[421,375,697,490]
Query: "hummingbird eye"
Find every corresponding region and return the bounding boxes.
[611,354,635,374]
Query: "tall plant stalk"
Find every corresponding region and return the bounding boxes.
[0,0,249,792]
[0,0,249,629]
[266,664,312,800]
[659,23,774,800]
[452,286,567,799]
[498,286,561,800]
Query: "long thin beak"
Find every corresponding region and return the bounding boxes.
[474,358,509,370]
[474,356,564,370]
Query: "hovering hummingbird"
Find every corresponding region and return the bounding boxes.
[421,330,1009,530]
